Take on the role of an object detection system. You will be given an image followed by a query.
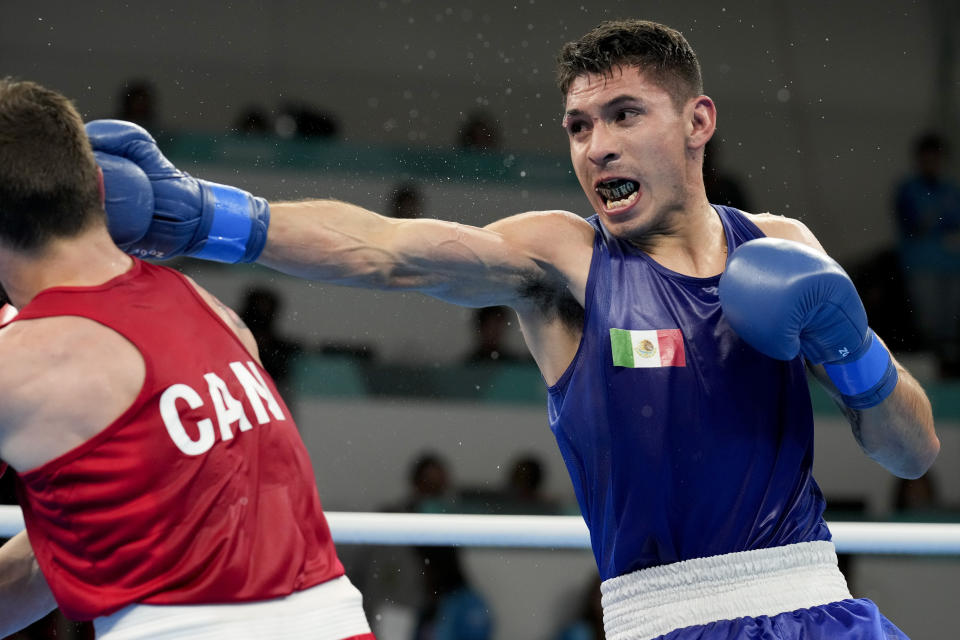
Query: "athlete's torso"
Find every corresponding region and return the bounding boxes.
[547,205,830,580]
[7,259,343,620]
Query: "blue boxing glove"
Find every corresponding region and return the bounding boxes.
[93,151,154,248]
[85,119,269,262]
[718,237,898,409]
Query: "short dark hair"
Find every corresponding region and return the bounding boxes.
[0,78,103,251]
[556,19,703,110]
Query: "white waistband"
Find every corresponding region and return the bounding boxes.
[600,541,852,640]
[93,576,371,640]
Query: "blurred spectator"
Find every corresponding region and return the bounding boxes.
[114,79,159,131]
[274,103,340,139]
[413,546,493,640]
[703,138,752,211]
[500,453,560,515]
[895,133,960,240]
[351,453,457,638]
[553,575,604,640]
[388,182,425,219]
[893,131,960,375]
[460,452,562,515]
[892,471,941,518]
[465,306,526,363]
[233,106,272,136]
[399,452,456,514]
[846,249,918,354]
[458,110,501,151]
[237,286,303,404]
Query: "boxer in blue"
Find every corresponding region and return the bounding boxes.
[81,19,937,640]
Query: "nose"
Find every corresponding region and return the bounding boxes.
[587,120,620,167]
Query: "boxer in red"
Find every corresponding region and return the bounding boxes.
[0,78,375,640]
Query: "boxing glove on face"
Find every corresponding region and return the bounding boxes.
[719,237,897,409]
[93,151,154,250]
[86,119,269,263]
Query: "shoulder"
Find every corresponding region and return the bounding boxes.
[180,275,261,360]
[481,211,592,335]
[0,315,115,373]
[0,315,145,464]
[486,209,594,243]
[486,209,595,273]
[746,212,825,252]
[0,314,144,386]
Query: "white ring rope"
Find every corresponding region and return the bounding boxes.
[0,506,957,554]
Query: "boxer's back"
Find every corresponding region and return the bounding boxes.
[0,259,342,620]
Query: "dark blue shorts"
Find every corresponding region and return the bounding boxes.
[657,598,908,640]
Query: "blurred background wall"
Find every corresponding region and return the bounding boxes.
[4,0,959,262]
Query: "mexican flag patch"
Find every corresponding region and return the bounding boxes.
[609,328,685,368]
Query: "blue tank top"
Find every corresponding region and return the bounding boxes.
[547,205,831,580]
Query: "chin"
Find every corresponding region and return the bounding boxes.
[601,213,644,238]
[603,205,671,244]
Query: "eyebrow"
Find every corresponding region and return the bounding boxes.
[562,94,644,123]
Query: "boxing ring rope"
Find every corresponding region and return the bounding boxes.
[0,506,958,554]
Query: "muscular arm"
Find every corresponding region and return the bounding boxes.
[89,120,590,308]
[808,354,937,478]
[0,530,57,636]
[258,200,590,308]
[752,214,940,479]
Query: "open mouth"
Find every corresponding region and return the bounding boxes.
[596,178,640,209]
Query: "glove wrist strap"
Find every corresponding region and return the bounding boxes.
[823,329,898,409]
[191,182,267,263]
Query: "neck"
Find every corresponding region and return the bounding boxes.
[624,156,714,249]
[0,226,133,308]
[635,194,727,277]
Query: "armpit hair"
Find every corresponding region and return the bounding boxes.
[517,270,584,329]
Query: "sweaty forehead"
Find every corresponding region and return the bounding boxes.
[563,66,668,111]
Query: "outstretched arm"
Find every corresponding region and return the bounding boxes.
[86,120,596,383]
[259,200,567,307]
[84,120,590,310]
[723,215,939,479]
[0,530,57,636]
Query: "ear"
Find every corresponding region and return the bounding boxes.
[96,165,105,207]
[687,95,717,151]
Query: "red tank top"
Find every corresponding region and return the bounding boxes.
[10,259,343,620]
